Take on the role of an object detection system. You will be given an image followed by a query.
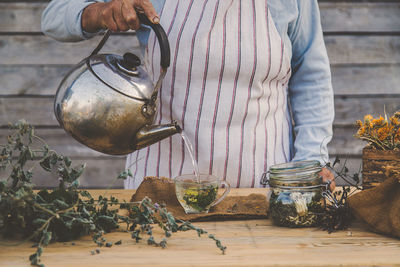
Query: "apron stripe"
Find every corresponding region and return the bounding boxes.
[144,3,168,178]
[263,2,272,173]
[168,0,195,178]
[194,0,221,164]
[124,153,131,188]
[264,38,284,168]
[144,146,150,177]
[237,0,257,188]
[279,68,292,162]
[209,0,233,175]
[287,102,294,160]
[156,1,180,178]
[274,69,290,161]
[272,41,285,165]
[223,0,242,182]
[178,0,210,175]
[133,149,140,180]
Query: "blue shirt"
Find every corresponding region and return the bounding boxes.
[41,0,334,164]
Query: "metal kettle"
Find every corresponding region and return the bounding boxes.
[54,14,181,155]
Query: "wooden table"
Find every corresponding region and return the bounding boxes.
[1,189,400,266]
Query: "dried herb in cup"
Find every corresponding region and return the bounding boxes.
[181,185,218,212]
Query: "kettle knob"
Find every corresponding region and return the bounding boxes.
[119,52,141,69]
[117,53,141,75]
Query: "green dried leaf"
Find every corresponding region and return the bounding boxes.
[0,180,6,193]
[33,218,47,226]
[117,171,129,180]
[79,190,92,200]
[159,238,167,248]
[69,164,85,181]
[64,157,72,167]
[53,199,69,210]
[147,236,156,245]
[39,156,52,172]
[43,232,52,246]
[29,252,38,265]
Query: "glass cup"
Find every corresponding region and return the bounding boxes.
[174,174,231,214]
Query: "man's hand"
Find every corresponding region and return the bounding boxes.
[82,0,159,33]
[320,167,335,191]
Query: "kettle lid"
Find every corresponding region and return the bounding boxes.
[87,53,154,100]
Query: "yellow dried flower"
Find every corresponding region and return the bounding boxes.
[364,114,373,121]
[356,111,400,150]
[390,117,400,126]
[357,126,365,136]
[372,116,385,127]
[364,114,373,128]
[377,126,390,141]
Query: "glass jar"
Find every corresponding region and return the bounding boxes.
[261,160,327,228]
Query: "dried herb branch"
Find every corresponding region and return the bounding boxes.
[320,156,360,233]
[0,121,226,267]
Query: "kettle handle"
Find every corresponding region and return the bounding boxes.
[89,30,112,57]
[137,13,170,69]
[89,13,170,69]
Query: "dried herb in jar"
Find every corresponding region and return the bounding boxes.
[263,160,326,228]
[269,190,324,227]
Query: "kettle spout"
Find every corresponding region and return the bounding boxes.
[133,121,182,150]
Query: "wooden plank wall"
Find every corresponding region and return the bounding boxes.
[0,1,399,187]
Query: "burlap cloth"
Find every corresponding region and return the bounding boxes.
[130,177,268,221]
[348,166,400,238]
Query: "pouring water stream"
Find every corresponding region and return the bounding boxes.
[180,131,201,183]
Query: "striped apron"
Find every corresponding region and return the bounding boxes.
[125,0,292,188]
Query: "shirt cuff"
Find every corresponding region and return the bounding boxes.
[65,0,101,40]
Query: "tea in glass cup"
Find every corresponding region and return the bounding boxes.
[174,174,230,214]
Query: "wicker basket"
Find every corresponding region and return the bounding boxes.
[362,147,400,189]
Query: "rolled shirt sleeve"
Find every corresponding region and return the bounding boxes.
[41,0,105,42]
[41,0,165,43]
[288,0,334,164]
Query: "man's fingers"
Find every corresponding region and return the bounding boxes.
[101,6,119,32]
[97,0,159,32]
[330,180,336,192]
[135,0,159,24]
[113,1,130,31]
[122,0,140,30]
[320,167,336,191]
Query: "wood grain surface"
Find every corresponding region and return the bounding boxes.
[1,35,399,65]
[2,2,400,33]
[2,65,400,96]
[1,96,399,128]
[1,189,400,267]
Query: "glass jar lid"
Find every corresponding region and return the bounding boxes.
[268,160,323,189]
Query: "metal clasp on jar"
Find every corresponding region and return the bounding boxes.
[260,171,270,186]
